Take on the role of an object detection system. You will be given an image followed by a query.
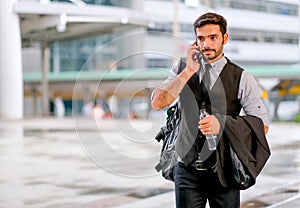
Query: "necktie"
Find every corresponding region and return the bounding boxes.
[201,64,212,95]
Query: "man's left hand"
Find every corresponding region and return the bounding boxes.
[199,115,220,135]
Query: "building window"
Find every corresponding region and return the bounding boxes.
[50,34,118,72]
[202,0,299,16]
[146,58,173,68]
[50,0,130,7]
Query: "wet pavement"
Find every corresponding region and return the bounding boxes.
[0,117,299,208]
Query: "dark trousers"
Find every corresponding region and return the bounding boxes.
[174,162,240,208]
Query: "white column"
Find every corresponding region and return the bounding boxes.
[42,45,50,116]
[0,0,23,119]
[173,0,181,61]
[53,41,60,73]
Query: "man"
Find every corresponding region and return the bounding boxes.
[151,12,269,208]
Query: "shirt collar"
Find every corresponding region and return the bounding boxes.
[201,55,227,70]
[210,56,227,69]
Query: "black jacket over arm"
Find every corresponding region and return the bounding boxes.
[215,115,271,189]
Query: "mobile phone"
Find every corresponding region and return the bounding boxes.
[194,38,201,63]
[194,38,208,62]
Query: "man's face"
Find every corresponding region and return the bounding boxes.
[196,24,228,63]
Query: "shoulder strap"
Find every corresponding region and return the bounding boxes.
[177,58,187,74]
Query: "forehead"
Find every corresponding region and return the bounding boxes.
[195,24,222,36]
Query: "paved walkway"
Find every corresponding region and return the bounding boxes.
[0,118,299,208]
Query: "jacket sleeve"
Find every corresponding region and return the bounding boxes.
[215,114,271,189]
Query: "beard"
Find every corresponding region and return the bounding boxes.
[203,45,224,61]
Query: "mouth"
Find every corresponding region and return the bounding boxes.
[202,50,214,61]
[203,49,214,55]
[203,51,212,58]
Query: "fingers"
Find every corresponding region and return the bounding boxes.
[186,43,200,72]
[188,47,199,57]
[200,127,210,135]
[198,115,221,135]
[188,41,199,52]
[199,117,211,135]
[191,41,197,46]
[189,42,199,51]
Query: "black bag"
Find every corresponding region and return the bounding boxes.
[154,102,181,181]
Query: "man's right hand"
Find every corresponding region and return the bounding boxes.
[186,41,201,73]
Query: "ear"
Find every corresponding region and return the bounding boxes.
[223,33,229,45]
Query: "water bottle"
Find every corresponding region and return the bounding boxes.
[199,109,217,151]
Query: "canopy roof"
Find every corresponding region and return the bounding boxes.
[15,1,149,46]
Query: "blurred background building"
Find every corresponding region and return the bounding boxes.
[1,0,300,120]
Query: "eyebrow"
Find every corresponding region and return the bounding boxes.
[197,34,219,38]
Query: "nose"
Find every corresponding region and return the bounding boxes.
[202,39,210,49]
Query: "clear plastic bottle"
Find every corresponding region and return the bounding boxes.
[199,108,217,151]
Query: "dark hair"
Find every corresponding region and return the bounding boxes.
[193,12,227,35]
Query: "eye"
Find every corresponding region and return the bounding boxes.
[211,35,217,40]
[198,37,204,42]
